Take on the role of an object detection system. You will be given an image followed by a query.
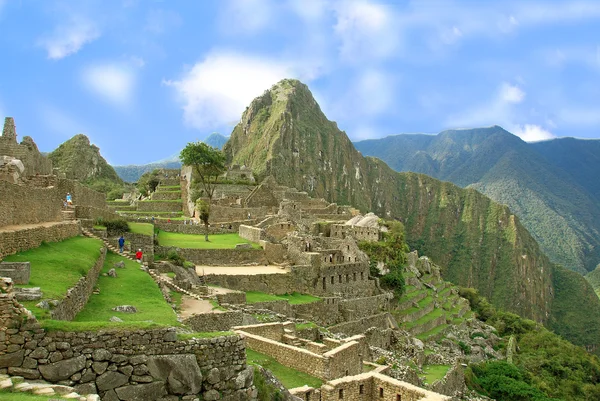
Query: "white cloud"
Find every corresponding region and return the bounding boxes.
[333,0,398,61]
[164,51,315,130]
[222,0,275,33]
[288,0,328,22]
[510,124,555,142]
[81,64,135,107]
[500,83,526,103]
[39,17,100,60]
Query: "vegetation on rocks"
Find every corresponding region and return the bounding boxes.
[48,134,127,198]
[461,287,600,400]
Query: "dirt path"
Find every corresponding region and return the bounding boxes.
[196,265,290,275]
[178,296,223,319]
[0,221,72,233]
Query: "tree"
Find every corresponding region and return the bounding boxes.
[180,142,226,241]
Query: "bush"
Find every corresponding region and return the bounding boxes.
[104,219,129,236]
[107,188,125,201]
[458,340,472,355]
[380,269,405,298]
[166,250,185,266]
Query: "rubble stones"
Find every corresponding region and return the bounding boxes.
[112,305,137,313]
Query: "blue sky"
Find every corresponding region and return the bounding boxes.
[1,0,599,165]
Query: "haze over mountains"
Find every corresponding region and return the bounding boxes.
[355,128,600,275]
[113,133,228,182]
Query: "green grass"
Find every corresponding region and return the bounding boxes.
[416,324,450,341]
[3,237,103,319]
[170,290,182,309]
[40,320,166,332]
[421,364,450,385]
[127,222,154,236]
[245,291,320,305]
[158,185,181,190]
[295,322,317,330]
[73,252,179,327]
[210,299,227,311]
[93,225,107,230]
[404,308,445,330]
[157,232,261,249]
[246,348,323,389]
[0,389,72,400]
[177,331,234,340]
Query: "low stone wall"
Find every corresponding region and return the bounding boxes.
[51,247,107,321]
[239,225,264,243]
[246,300,292,316]
[321,372,450,401]
[0,221,80,259]
[328,313,396,336]
[125,232,154,262]
[408,314,447,336]
[155,221,237,235]
[240,331,328,379]
[216,292,247,305]
[183,311,243,332]
[210,205,270,223]
[262,242,286,264]
[339,294,391,321]
[136,201,182,213]
[232,322,285,341]
[0,294,255,401]
[151,191,182,201]
[156,246,268,266]
[206,272,295,294]
[0,262,30,284]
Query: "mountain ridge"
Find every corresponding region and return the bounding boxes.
[223,78,600,350]
[355,128,600,274]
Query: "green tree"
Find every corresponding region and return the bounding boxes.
[180,142,226,241]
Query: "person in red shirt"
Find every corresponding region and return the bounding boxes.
[135,249,143,263]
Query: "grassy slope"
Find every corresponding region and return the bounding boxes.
[246,348,323,389]
[0,389,72,401]
[157,232,261,249]
[3,237,103,318]
[127,222,154,236]
[585,265,600,298]
[73,252,178,326]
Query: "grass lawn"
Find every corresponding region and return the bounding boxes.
[177,331,233,340]
[157,232,261,249]
[246,348,323,389]
[0,389,72,401]
[421,364,450,385]
[3,236,103,319]
[73,252,178,327]
[245,291,320,305]
[127,222,154,236]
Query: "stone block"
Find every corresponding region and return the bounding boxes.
[147,354,203,395]
[7,367,39,380]
[38,355,86,381]
[0,350,24,368]
[115,381,167,401]
[97,371,130,391]
[0,262,30,284]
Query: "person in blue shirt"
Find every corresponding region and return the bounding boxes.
[66,193,72,205]
[118,235,125,254]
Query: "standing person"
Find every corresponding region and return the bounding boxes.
[118,235,125,254]
[135,249,143,263]
[66,193,72,206]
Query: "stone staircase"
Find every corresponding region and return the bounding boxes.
[0,373,98,400]
[81,228,137,262]
[61,205,76,221]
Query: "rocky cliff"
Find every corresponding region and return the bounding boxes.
[224,79,600,350]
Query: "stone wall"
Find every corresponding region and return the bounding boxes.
[232,322,284,342]
[136,201,183,213]
[206,272,295,294]
[0,293,255,401]
[155,221,242,235]
[0,262,30,284]
[328,313,396,336]
[239,225,265,243]
[216,292,247,305]
[210,205,271,223]
[323,341,362,379]
[330,225,379,242]
[320,372,450,401]
[75,206,119,222]
[183,311,243,332]
[125,232,154,262]
[0,221,80,259]
[151,191,182,201]
[239,331,329,380]
[0,179,106,228]
[339,294,391,321]
[51,247,107,321]
[156,246,268,266]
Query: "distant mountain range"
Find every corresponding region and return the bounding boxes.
[113,133,229,182]
[354,127,600,275]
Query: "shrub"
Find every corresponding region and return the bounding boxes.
[458,340,472,355]
[104,219,129,236]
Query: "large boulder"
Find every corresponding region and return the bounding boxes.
[39,355,86,381]
[115,382,167,401]
[97,371,130,391]
[147,354,202,395]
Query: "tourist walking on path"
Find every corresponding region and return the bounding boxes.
[118,235,125,254]
[135,249,143,263]
[66,193,72,205]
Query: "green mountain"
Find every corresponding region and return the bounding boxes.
[113,133,228,182]
[354,128,600,275]
[223,78,600,351]
[587,265,600,298]
[49,134,125,196]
